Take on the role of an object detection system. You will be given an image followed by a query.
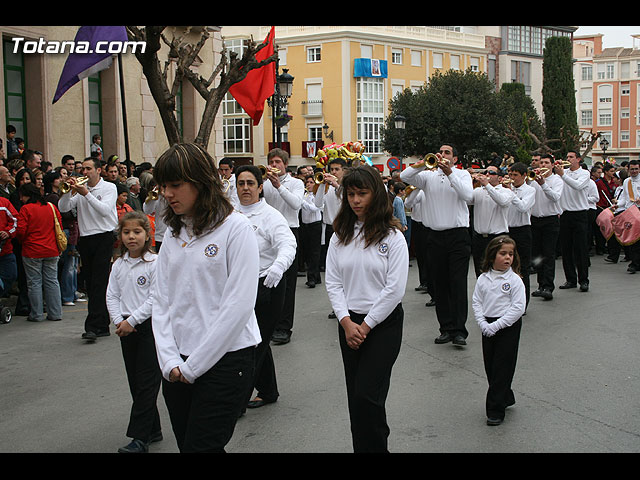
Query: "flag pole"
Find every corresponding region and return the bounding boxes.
[117,53,130,163]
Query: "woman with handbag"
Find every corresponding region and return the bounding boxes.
[15,183,64,322]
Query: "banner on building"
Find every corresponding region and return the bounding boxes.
[353,58,387,78]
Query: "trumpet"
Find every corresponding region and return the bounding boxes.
[401,184,417,200]
[258,165,281,178]
[554,160,571,168]
[527,168,550,180]
[411,153,440,170]
[221,178,231,193]
[145,186,159,202]
[59,176,88,194]
[314,171,325,184]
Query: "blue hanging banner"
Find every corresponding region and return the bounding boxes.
[353,58,388,78]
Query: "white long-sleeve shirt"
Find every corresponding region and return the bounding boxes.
[472,267,526,335]
[470,183,513,234]
[559,167,591,212]
[262,173,305,228]
[143,195,168,243]
[530,174,563,218]
[235,198,297,278]
[507,182,535,227]
[106,251,157,327]
[404,188,424,224]
[325,222,408,330]
[314,184,342,225]
[588,179,600,209]
[617,174,640,211]
[152,212,261,383]
[400,166,473,230]
[58,177,118,236]
[301,191,322,224]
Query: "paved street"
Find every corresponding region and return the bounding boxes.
[1,255,639,453]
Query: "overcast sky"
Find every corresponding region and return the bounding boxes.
[574,26,640,49]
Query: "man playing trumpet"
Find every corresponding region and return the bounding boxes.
[400,144,473,347]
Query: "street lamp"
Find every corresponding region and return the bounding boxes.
[268,61,295,148]
[600,137,609,161]
[322,123,334,142]
[395,115,406,169]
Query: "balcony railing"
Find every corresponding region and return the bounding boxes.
[302,99,323,117]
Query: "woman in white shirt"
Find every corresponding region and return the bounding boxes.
[234,165,297,413]
[151,143,261,453]
[325,165,409,453]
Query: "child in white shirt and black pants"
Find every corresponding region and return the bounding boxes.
[106,211,161,453]
[472,235,526,426]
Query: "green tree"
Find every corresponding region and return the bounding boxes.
[542,36,579,157]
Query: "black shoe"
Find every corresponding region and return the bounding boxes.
[425,298,436,307]
[271,330,291,345]
[604,256,618,264]
[434,333,452,344]
[82,331,97,341]
[627,265,637,274]
[559,282,577,289]
[415,284,429,292]
[247,397,277,409]
[328,311,337,319]
[486,417,503,426]
[579,282,589,292]
[452,335,467,347]
[540,289,553,300]
[46,317,62,322]
[95,330,110,337]
[531,289,543,297]
[148,431,163,444]
[118,439,148,453]
[305,281,316,288]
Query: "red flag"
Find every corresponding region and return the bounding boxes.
[229,26,276,124]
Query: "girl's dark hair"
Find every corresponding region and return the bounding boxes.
[234,165,264,198]
[333,165,401,248]
[15,168,34,186]
[115,211,154,260]
[153,143,233,237]
[481,234,521,275]
[19,182,45,205]
[43,170,61,194]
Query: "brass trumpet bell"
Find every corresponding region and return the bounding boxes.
[145,186,159,202]
[527,168,550,180]
[60,176,88,194]
[258,165,281,178]
[314,171,325,184]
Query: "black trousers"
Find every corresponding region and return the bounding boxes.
[339,304,403,453]
[560,210,589,285]
[482,317,522,420]
[591,208,606,253]
[472,231,507,278]
[411,219,429,288]
[425,227,471,339]
[275,227,298,335]
[508,225,532,307]
[119,318,161,441]
[77,231,114,334]
[531,215,560,292]
[320,223,333,270]
[300,220,322,284]
[162,347,254,453]
[247,278,285,404]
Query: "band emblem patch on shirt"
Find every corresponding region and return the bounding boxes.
[501,282,511,292]
[204,243,219,257]
[378,242,389,254]
[137,275,147,286]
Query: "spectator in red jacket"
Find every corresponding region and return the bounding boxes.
[0,196,18,303]
[16,183,63,322]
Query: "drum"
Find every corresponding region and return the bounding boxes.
[612,205,640,246]
[596,207,614,240]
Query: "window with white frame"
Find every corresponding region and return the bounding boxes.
[621,83,630,96]
[411,50,421,66]
[433,52,443,69]
[356,77,384,154]
[621,130,629,142]
[581,110,592,127]
[581,87,592,104]
[222,92,251,154]
[621,62,630,79]
[308,125,322,142]
[581,64,592,81]
[225,38,249,59]
[392,48,403,65]
[451,55,460,70]
[597,62,614,80]
[361,44,373,58]
[307,45,321,63]
[598,84,613,103]
[469,57,479,72]
[598,108,612,126]
[621,107,630,119]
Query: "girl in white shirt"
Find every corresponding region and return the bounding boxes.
[234,165,297,413]
[325,165,408,453]
[106,211,161,453]
[472,235,526,426]
[151,143,261,453]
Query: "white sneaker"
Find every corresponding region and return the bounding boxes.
[63,301,75,306]
[75,298,87,302]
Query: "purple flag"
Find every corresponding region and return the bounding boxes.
[52,26,128,104]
